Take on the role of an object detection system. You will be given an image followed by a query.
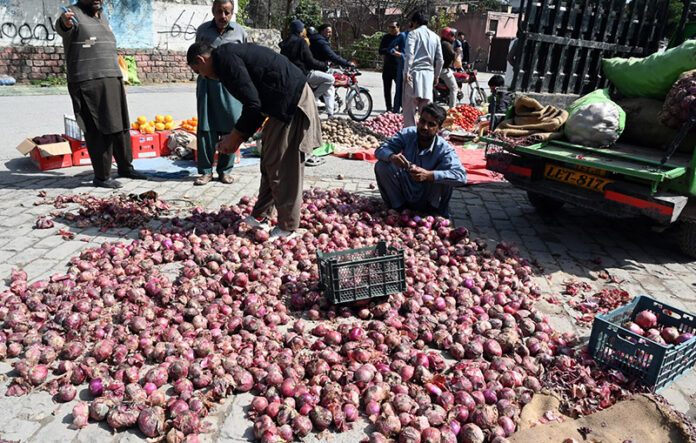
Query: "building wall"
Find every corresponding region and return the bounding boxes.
[0,0,281,83]
[451,11,518,71]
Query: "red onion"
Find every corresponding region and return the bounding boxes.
[365,400,381,416]
[292,415,312,437]
[252,396,269,413]
[309,405,332,431]
[138,407,165,437]
[635,310,657,329]
[421,427,441,443]
[89,378,104,397]
[460,423,485,443]
[173,410,201,435]
[662,327,680,344]
[28,364,48,386]
[677,333,694,344]
[57,384,77,402]
[72,402,89,429]
[375,413,402,436]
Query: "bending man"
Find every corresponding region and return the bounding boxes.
[187,42,322,239]
[374,103,466,217]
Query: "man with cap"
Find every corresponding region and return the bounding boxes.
[439,27,458,108]
[280,20,335,118]
[193,0,247,186]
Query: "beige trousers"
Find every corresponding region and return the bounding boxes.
[251,84,322,231]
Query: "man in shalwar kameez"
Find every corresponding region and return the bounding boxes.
[194,0,247,185]
[374,103,467,218]
[402,11,443,128]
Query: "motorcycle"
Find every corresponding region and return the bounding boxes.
[433,63,487,107]
[318,66,373,121]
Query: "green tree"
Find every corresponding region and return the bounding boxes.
[472,0,504,13]
[666,0,684,38]
[289,0,323,29]
[237,0,250,25]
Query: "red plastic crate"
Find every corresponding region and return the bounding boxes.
[63,135,116,167]
[30,147,73,170]
[130,130,160,159]
[157,130,173,156]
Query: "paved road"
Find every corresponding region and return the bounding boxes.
[0,71,694,441]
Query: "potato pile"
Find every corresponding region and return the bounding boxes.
[321,118,386,149]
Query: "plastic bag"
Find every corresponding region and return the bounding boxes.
[564,89,625,147]
[118,56,129,81]
[123,56,141,85]
[602,40,696,99]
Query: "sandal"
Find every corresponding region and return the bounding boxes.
[305,155,326,167]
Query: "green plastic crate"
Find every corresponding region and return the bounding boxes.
[317,241,406,305]
[589,295,696,392]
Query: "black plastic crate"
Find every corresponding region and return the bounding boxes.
[589,295,696,392]
[317,241,406,305]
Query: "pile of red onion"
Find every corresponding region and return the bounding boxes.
[361,112,404,138]
[2,188,643,441]
[35,192,171,231]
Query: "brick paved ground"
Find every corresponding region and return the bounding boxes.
[1,151,695,441]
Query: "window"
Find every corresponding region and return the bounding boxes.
[489,19,498,34]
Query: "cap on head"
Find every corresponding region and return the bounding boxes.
[289,19,304,35]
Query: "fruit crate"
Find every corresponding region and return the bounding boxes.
[317,241,406,305]
[64,115,84,141]
[130,130,160,159]
[589,295,696,392]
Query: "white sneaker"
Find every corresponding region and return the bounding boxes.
[242,215,269,230]
[269,227,296,239]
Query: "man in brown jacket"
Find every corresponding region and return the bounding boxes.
[57,0,146,188]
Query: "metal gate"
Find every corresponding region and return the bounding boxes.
[510,0,676,94]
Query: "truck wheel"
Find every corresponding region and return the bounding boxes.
[527,191,565,212]
[678,222,696,258]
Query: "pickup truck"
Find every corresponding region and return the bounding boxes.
[484,136,696,257]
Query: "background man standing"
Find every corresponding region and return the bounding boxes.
[439,27,458,108]
[378,21,400,113]
[194,0,247,186]
[456,31,471,66]
[280,20,334,119]
[57,0,146,189]
[403,11,443,127]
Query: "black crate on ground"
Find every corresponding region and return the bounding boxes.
[589,295,696,392]
[317,241,406,305]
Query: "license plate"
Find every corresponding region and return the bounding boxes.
[544,164,612,192]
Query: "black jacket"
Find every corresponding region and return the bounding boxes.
[309,33,351,67]
[441,39,455,70]
[378,33,399,74]
[212,43,307,135]
[279,34,327,75]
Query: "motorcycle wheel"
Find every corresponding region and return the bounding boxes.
[470,87,487,106]
[347,90,373,121]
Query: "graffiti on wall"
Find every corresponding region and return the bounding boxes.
[0,0,59,45]
[0,0,237,50]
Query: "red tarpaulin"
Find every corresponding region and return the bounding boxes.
[332,145,504,185]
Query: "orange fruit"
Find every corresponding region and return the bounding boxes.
[131,122,140,130]
[164,115,173,123]
[155,123,165,131]
[155,115,165,123]
[145,126,155,134]
[164,122,174,130]
[191,116,198,121]
[148,120,156,128]
[137,116,147,125]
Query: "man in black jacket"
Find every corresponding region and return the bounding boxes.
[187,42,322,239]
[378,21,400,112]
[439,27,457,108]
[309,24,354,69]
[280,20,336,117]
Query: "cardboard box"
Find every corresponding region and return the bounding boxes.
[16,137,73,170]
[130,130,160,159]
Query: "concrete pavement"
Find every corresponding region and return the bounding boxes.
[0,71,695,441]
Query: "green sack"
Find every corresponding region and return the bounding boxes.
[565,89,625,147]
[602,40,696,99]
[124,56,141,85]
[312,142,334,157]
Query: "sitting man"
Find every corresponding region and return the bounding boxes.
[374,103,467,217]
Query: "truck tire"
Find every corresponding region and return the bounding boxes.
[527,191,565,212]
[678,221,696,258]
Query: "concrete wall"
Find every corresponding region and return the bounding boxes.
[0,0,281,83]
[0,0,233,50]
